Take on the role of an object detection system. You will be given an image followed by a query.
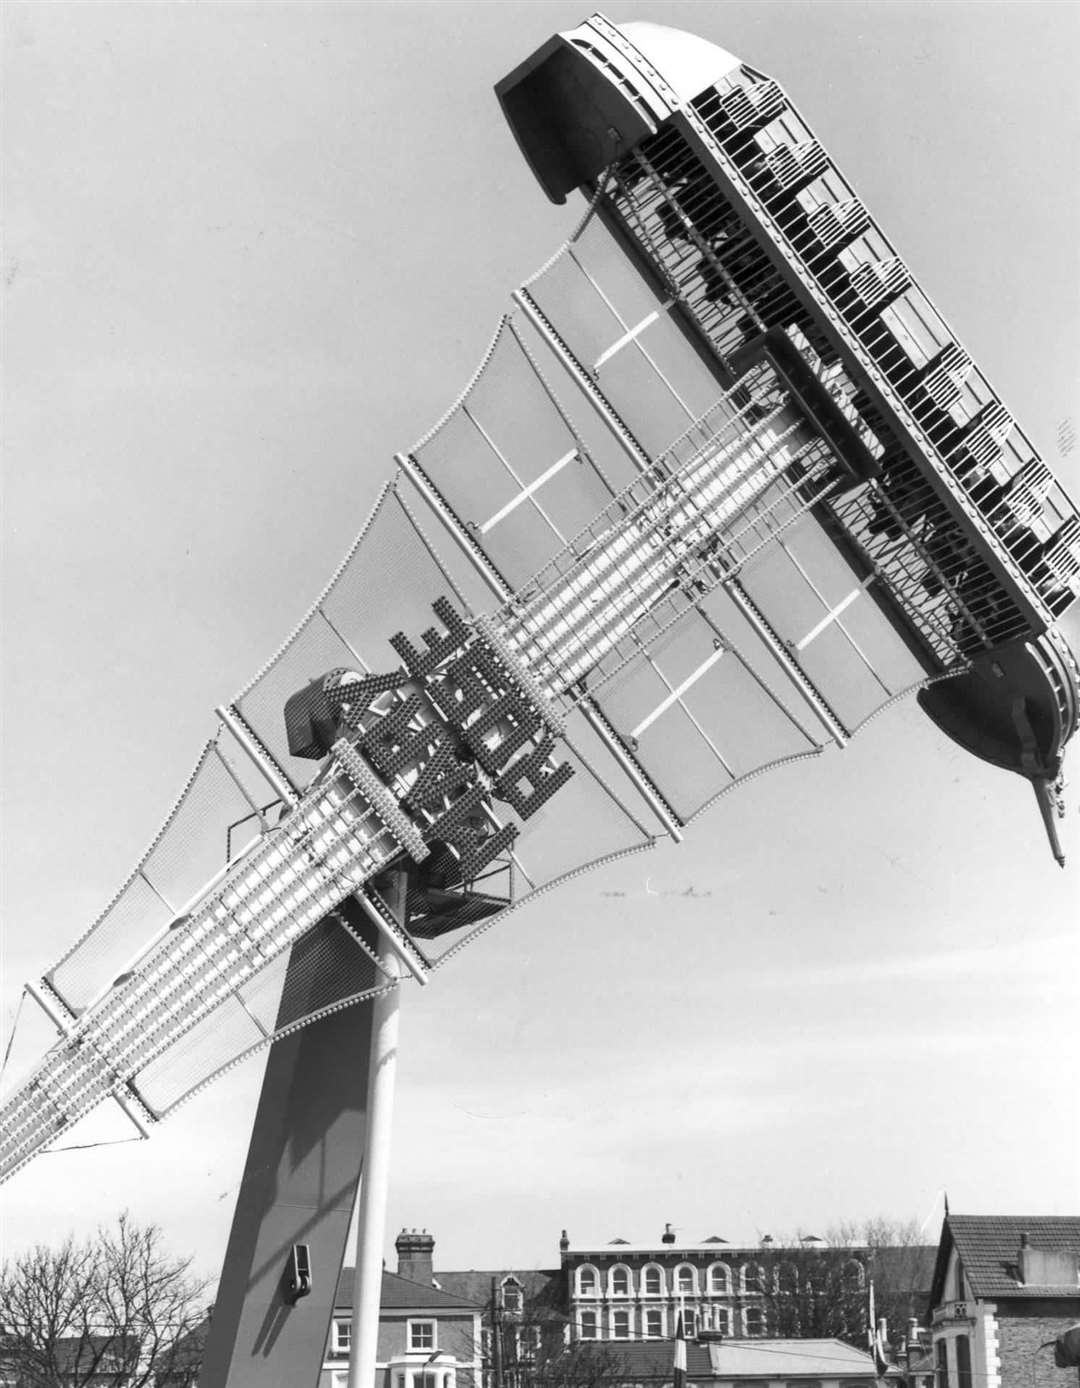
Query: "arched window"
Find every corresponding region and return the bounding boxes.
[612,1309,632,1340]
[501,1277,523,1315]
[842,1259,865,1291]
[956,1335,972,1388]
[741,1262,764,1294]
[577,1265,599,1298]
[643,1264,665,1297]
[610,1264,631,1297]
[776,1262,798,1296]
[674,1264,698,1296]
[706,1262,731,1295]
[743,1306,765,1336]
[644,1308,664,1339]
[579,1310,598,1341]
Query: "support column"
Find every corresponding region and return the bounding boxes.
[348,873,405,1388]
[199,875,406,1388]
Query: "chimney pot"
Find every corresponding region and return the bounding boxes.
[662,1223,676,1244]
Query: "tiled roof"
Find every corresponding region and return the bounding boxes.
[334,1267,483,1312]
[708,1338,881,1378]
[931,1215,1080,1303]
[436,1268,563,1309]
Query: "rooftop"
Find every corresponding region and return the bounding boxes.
[709,1339,881,1378]
[334,1267,483,1313]
[932,1215,1080,1303]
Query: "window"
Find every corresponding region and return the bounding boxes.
[742,1262,764,1294]
[643,1265,664,1296]
[332,1319,351,1356]
[706,1262,731,1295]
[701,1305,729,1335]
[577,1265,599,1298]
[644,1309,664,1339]
[675,1264,697,1296]
[787,1380,822,1388]
[677,1309,697,1337]
[776,1262,798,1296]
[954,1260,965,1303]
[936,1338,950,1388]
[956,1336,972,1388]
[743,1306,765,1336]
[412,1373,440,1388]
[843,1259,865,1291]
[408,1320,436,1352]
[579,1310,599,1341]
[332,1375,348,1388]
[612,1309,631,1339]
[502,1277,523,1314]
[611,1265,631,1297]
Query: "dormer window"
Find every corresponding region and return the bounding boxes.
[502,1277,524,1315]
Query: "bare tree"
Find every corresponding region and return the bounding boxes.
[0,1213,209,1387]
[754,1218,935,1348]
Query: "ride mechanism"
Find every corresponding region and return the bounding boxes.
[3,14,1079,1388]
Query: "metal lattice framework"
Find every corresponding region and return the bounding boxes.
[3,15,1077,1189]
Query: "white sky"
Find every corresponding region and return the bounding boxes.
[2,2,1078,1286]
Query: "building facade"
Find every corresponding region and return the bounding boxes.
[927,1215,1080,1388]
[321,1235,484,1388]
[562,1228,872,1344]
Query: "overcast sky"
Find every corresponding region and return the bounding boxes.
[2,1,1078,1285]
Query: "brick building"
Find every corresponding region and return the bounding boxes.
[322,1234,484,1388]
[562,1227,876,1343]
[927,1215,1080,1388]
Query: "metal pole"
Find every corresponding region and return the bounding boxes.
[347,871,407,1388]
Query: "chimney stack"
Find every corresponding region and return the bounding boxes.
[396,1228,435,1284]
[662,1223,676,1245]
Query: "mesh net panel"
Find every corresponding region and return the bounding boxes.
[133,913,384,1115]
[412,319,638,594]
[525,217,723,458]
[589,600,821,823]
[234,484,478,789]
[46,743,267,1016]
[736,517,927,731]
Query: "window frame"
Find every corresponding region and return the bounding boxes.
[642,1263,666,1297]
[407,1318,437,1353]
[331,1318,352,1356]
[610,1264,632,1298]
[674,1263,698,1296]
[576,1264,600,1298]
[643,1308,665,1339]
[706,1261,731,1295]
[743,1304,765,1337]
[611,1308,632,1340]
